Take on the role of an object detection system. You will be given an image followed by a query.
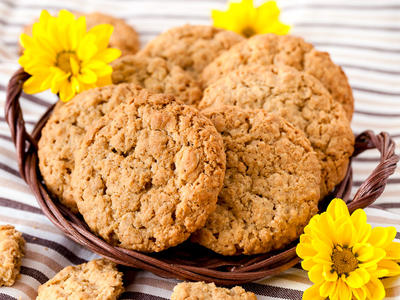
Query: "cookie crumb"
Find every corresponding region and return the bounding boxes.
[0,225,25,287]
[36,259,123,300]
[171,282,257,300]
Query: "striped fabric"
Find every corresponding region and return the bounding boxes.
[0,0,399,299]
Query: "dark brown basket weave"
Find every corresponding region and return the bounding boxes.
[5,68,400,285]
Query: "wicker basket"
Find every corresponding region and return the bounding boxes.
[5,68,399,285]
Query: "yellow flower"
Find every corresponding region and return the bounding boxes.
[212,0,290,38]
[19,10,121,102]
[296,198,400,300]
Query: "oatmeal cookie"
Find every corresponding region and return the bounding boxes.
[0,225,25,287]
[201,34,354,120]
[199,65,354,197]
[111,54,202,105]
[21,12,139,56]
[191,106,321,256]
[38,84,143,212]
[171,282,257,300]
[141,25,244,78]
[72,91,226,252]
[36,259,123,300]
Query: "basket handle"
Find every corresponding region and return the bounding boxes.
[5,68,33,182]
[5,68,399,208]
[347,131,399,212]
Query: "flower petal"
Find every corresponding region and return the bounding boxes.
[23,74,50,94]
[344,269,365,288]
[87,24,114,50]
[322,264,338,282]
[78,68,97,84]
[326,198,350,221]
[350,209,371,243]
[93,48,121,63]
[319,280,336,298]
[385,241,400,260]
[377,259,400,277]
[301,258,316,271]
[336,279,352,300]
[368,226,392,248]
[364,276,385,300]
[308,264,324,284]
[77,34,97,60]
[59,81,75,102]
[352,286,367,300]
[354,244,374,262]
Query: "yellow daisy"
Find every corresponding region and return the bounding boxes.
[296,198,400,300]
[19,10,121,102]
[212,0,290,38]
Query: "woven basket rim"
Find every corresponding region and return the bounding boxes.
[5,68,400,285]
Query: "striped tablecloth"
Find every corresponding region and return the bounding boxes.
[0,0,399,299]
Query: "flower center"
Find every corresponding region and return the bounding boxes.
[331,245,358,276]
[56,51,79,74]
[241,26,256,38]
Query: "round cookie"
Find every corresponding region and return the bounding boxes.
[140,25,244,78]
[72,91,226,252]
[111,54,202,105]
[36,259,124,300]
[201,34,354,120]
[21,12,140,56]
[199,65,354,197]
[191,106,321,256]
[38,83,143,212]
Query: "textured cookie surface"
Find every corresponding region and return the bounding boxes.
[141,25,244,78]
[112,54,202,105]
[36,259,123,300]
[201,34,354,120]
[191,107,321,255]
[199,65,354,197]
[72,91,226,252]
[21,12,140,56]
[0,225,25,287]
[38,84,143,212]
[171,282,257,300]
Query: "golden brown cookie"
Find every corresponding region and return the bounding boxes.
[0,225,25,287]
[111,54,202,105]
[141,25,244,78]
[21,12,139,56]
[36,259,123,300]
[201,34,354,120]
[191,106,321,256]
[72,91,226,252]
[171,282,257,300]
[38,84,143,212]
[199,65,354,197]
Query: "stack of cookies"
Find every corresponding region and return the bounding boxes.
[37,23,354,257]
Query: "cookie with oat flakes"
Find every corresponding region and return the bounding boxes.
[201,34,354,120]
[38,84,143,212]
[140,25,244,78]
[72,90,226,252]
[191,106,321,256]
[199,64,354,198]
[111,54,202,106]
